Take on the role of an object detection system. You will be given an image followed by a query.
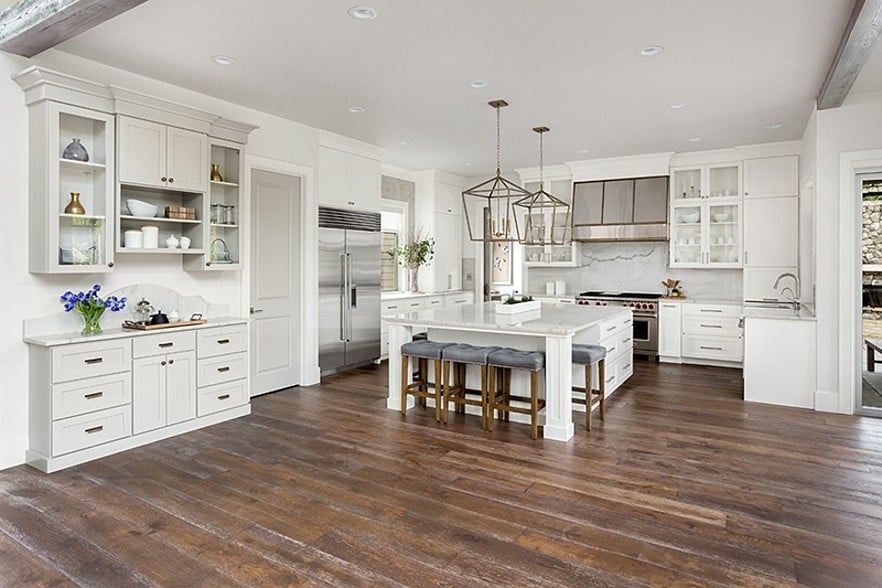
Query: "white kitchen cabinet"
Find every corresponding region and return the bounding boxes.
[434,181,462,215]
[118,116,208,193]
[743,156,798,199]
[318,145,381,211]
[744,316,815,408]
[521,179,580,267]
[433,212,463,291]
[670,199,741,268]
[133,348,196,434]
[658,301,682,360]
[681,303,743,364]
[671,162,741,201]
[380,292,475,359]
[744,197,798,268]
[196,325,249,417]
[21,100,116,274]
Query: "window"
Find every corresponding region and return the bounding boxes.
[381,200,408,292]
[381,231,398,292]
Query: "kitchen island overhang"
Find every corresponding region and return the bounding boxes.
[385,302,634,441]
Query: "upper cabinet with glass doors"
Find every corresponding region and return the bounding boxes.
[670,162,742,268]
[520,178,580,267]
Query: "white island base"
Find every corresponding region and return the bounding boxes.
[386,302,633,441]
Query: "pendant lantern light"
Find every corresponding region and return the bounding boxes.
[461,100,532,242]
[515,126,571,245]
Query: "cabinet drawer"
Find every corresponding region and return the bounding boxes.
[53,372,131,420]
[618,356,634,384]
[133,330,196,358]
[448,293,474,305]
[424,296,444,308]
[52,339,131,384]
[682,316,742,336]
[198,352,247,387]
[404,299,425,311]
[682,304,742,318]
[617,328,634,353]
[197,325,247,358]
[52,405,131,456]
[682,335,744,362]
[198,379,248,417]
[382,300,406,314]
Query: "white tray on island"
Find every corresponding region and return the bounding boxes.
[495,299,541,314]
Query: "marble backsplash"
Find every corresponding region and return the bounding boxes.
[527,241,743,300]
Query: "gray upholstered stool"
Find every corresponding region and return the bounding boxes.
[440,344,500,428]
[400,340,454,422]
[487,348,547,440]
[572,344,607,431]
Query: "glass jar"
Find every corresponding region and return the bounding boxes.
[210,203,222,224]
[225,205,236,225]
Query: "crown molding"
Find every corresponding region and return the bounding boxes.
[318,130,383,160]
[566,152,674,182]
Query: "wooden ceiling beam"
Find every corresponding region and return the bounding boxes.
[0,0,147,58]
[817,0,882,109]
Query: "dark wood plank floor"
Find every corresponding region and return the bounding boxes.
[2,361,882,587]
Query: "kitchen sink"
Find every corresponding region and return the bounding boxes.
[743,299,800,311]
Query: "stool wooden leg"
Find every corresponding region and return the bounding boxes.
[400,355,410,415]
[598,358,606,422]
[441,360,450,423]
[530,370,539,440]
[486,366,495,431]
[457,364,466,414]
[585,364,592,431]
[433,359,443,422]
[503,369,512,422]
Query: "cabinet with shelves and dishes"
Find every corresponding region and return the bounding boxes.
[521,178,580,267]
[24,101,116,274]
[670,163,742,268]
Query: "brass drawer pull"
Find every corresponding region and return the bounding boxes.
[84,391,104,400]
[217,339,231,344]
[159,342,174,348]
[85,425,103,434]
[218,394,231,400]
[217,366,231,373]
[84,357,103,365]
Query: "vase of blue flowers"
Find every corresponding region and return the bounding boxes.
[60,284,127,335]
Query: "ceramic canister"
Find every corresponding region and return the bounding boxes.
[124,230,143,248]
[141,225,159,248]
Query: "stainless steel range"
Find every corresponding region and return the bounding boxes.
[576,291,662,358]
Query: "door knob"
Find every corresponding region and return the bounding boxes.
[250,307,264,314]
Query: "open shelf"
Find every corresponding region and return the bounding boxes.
[210,180,239,188]
[120,214,202,225]
[59,159,106,172]
[210,223,239,228]
[117,248,205,255]
[59,213,105,221]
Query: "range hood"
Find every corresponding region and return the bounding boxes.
[571,176,669,241]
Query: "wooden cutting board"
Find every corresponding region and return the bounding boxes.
[122,319,207,331]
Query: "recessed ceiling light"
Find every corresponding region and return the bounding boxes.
[464,163,472,167]
[469,80,489,89]
[765,123,783,129]
[687,137,703,143]
[348,106,366,113]
[639,45,664,57]
[348,5,377,20]
[577,149,591,154]
[399,140,410,146]
[210,55,236,65]
[669,103,685,110]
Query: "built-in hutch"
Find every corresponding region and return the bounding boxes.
[14,66,256,274]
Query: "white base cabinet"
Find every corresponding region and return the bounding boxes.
[658,301,682,359]
[659,301,743,366]
[380,291,474,358]
[744,317,816,408]
[25,320,250,473]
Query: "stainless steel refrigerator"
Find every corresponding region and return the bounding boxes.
[318,207,381,376]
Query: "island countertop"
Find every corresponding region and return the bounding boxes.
[385,302,630,336]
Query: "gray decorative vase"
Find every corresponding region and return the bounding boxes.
[62,138,89,162]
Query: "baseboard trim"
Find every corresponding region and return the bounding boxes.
[814,390,841,413]
[0,436,28,471]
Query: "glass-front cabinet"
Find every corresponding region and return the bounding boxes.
[28,102,116,274]
[521,179,580,267]
[672,163,740,201]
[671,199,742,268]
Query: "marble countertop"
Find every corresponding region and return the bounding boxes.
[743,306,816,322]
[382,290,469,300]
[24,317,248,347]
[385,302,630,336]
[659,297,743,305]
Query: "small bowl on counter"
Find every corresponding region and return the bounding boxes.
[126,199,158,218]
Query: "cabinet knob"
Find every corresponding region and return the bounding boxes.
[206,261,212,267]
[107,261,114,268]
[161,177,167,182]
[160,360,167,366]
[168,177,174,183]
[347,200,355,205]
[168,359,175,365]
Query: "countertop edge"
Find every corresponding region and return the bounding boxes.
[24,317,249,347]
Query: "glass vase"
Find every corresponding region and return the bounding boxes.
[62,138,90,162]
[409,267,419,293]
[80,308,105,335]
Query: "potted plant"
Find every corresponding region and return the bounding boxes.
[386,232,435,293]
[495,295,541,314]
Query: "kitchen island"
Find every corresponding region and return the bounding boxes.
[386,302,633,441]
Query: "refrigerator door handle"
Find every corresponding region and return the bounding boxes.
[339,253,347,342]
[345,252,353,342]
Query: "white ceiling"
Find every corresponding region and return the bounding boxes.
[56,0,855,176]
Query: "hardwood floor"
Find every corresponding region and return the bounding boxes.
[2,360,882,586]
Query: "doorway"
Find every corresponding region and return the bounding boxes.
[249,168,302,396]
[858,173,882,416]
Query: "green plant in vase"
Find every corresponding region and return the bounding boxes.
[386,233,435,293]
[60,284,127,335]
[503,295,533,304]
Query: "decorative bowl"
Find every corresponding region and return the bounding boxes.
[126,199,158,218]
[712,213,730,222]
[680,212,699,223]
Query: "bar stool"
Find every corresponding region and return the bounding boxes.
[487,348,547,440]
[400,340,454,422]
[572,344,607,431]
[439,344,500,428]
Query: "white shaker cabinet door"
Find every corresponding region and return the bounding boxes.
[743,156,798,199]
[118,116,166,188]
[166,127,208,193]
[658,302,682,358]
[744,197,798,267]
[348,153,381,211]
[165,350,196,426]
[133,355,166,434]
[318,146,350,207]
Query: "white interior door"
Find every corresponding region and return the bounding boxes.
[250,169,302,396]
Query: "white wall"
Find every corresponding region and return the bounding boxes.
[811,89,882,414]
[0,49,329,469]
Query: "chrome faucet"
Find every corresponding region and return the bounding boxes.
[773,272,800,310]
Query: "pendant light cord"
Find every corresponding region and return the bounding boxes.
[539,129,544,186]
[496,104,501,175]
